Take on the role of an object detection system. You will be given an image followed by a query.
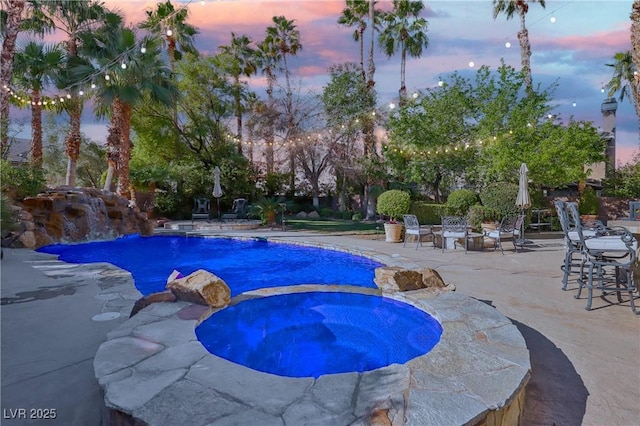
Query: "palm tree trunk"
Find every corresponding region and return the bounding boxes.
[103,99,123,191]
[359,25,366,81]
[65,100,83,186]
[30,89,43,168]
[266,67,275,174]
[518,12,533,90]
[117,102,132,198]
[399,43,407,105]
[631,0,640,126]
[0,0,25,152]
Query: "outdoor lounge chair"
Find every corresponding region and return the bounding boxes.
[484,215,525,254]
[402,214,434,250]
[191,197,211,222]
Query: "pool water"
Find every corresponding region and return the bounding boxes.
[37,235,382,296]
[195,292,443,378]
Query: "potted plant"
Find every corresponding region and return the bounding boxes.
[578,186,599,222]
[376,190,411,242]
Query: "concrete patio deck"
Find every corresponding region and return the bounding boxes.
[1,230,638,425]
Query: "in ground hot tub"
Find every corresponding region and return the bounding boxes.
[195,291,443,378]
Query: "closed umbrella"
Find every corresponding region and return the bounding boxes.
[516,163,531,210]
[213,166,223,220]
[515,163,531,244]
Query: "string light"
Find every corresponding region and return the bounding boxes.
[121,62,127,69]
[505,42,511,48]
[550,16,556,23]
[140,46,147,54]
[468,61,475,68]
[166,29,173,36]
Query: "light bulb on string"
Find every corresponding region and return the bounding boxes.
[66,94,71,99]
[389,103,396,110]
[140,46,147,54]
[468,61,475,68]
[121,62,127,69]
[550,16,556,23]
[505,41,511,48]
[572,101,577,107]
[438,80,444,87]
[601,88,605,93]
[412,92,418,99]
[105,74,110,80]
[166,29,173,37]
[91,83,96,89]
[79,90,84,96]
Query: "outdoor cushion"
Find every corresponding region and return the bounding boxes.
[584,235,638,252]
[442,231,467,238]
[567,230,598,241]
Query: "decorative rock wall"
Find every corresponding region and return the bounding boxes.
[7,187,152,249]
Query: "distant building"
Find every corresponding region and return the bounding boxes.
[588,97,618,182]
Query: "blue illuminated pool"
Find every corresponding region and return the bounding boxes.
[196,291,443,378]
[37,235,382,296]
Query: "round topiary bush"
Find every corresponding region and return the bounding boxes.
[446,189,478,216]
[376,190,411,222]
[480,182,520,219]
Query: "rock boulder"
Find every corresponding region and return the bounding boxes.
[374,266,455,293]
[166,269,231,308]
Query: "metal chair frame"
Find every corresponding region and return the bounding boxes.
[566,202,638,315]
[439,216,470,254]
[484,215,525,254]
[402,214,434,250]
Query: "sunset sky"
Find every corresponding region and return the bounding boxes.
[12,0,639,165]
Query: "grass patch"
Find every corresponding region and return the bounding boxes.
[285,219,381,233]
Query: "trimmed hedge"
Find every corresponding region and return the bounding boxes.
[410,202,455,225]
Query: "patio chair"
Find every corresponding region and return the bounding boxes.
[437,216,470,254]
[484,214,525,254]
[566,202,639,314]
[555,201,602,290]
[191,197,211,222]
[402,214,434,250]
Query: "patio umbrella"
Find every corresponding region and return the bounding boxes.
[212,166,223,220]
[515,162,531,243]
[516,163,531,210]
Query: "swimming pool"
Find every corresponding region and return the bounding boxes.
[196,291,443,378]
[37,235,382,296]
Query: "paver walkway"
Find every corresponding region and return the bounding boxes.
[1,231,638,425]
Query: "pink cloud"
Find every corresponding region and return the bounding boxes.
[537,28,631,59]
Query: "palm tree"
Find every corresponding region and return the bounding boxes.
[631,0,640,123]
[379,0,429,104]
[79,27,177,197]
[492,0,546,90]
[138,0,199,73]
[256,25,283,174]
[338,0,371,80]
[218,33,257,154]
[0,0,26,153]
[12,41,64,167]
[266,16,302,194]
[37,0,122,186]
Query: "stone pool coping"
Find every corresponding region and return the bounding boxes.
[94,287,530,425]
[40,234,529,425]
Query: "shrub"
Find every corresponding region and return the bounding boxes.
[154,191,184,218]
[409,202,454,224]
[320,207,333,218]
[0,160,46,199]
[1,194,19,238]
[351,211,363,221]
[467,205,501,231]
[578,186,599,215]
[342,210,353,220]
[446,189,478,216]
[480,182,520,219]
[376,190,411,222]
